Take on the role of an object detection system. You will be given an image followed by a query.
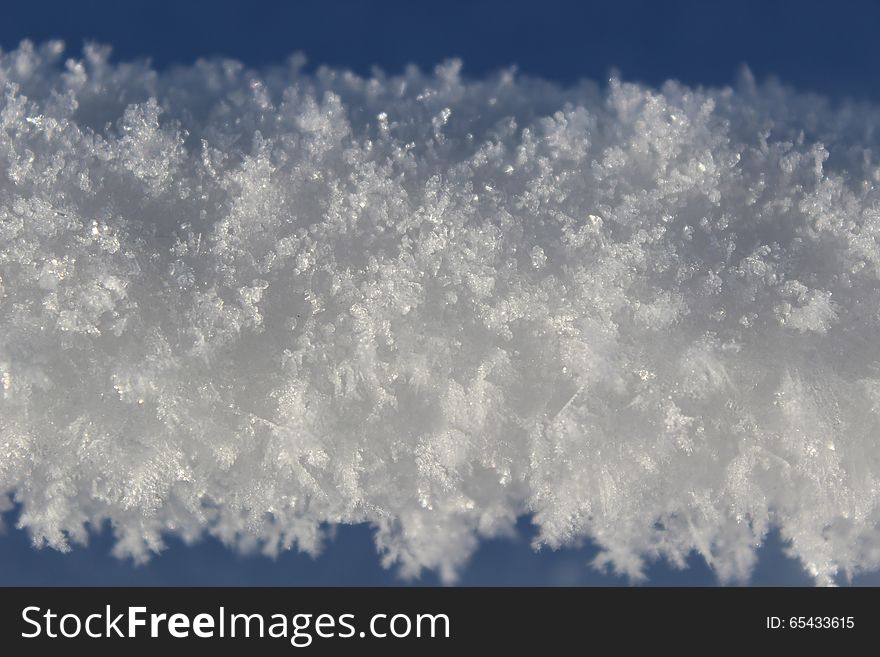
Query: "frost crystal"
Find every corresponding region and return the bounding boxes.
[2,41,880,585]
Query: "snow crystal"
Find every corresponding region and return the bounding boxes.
[2,41,880,585]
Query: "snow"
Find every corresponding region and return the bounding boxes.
[2,41,880,584]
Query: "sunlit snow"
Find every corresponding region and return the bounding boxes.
[2,41,880,585]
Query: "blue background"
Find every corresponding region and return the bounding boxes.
[3,0,879,99]
[1,0,877,586]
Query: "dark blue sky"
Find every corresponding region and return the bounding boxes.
[0,512,817,587]
[1,0,878,586]
[2,0,880,99]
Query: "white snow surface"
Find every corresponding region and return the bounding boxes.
[2,41,880,585]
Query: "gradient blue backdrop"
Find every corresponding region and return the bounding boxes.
[0,0,876,586]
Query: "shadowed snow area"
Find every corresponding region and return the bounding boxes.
[1,41,879,585]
